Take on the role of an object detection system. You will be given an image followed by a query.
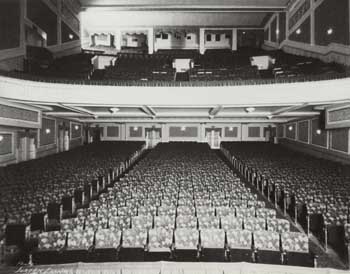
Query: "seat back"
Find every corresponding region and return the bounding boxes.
[200,229,225,249]
[174,228,199,249]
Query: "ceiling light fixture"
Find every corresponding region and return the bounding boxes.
[288,126,293,131]
[133,126,138,131]
[245,107,256,113]
[181,126,186,131]
[75,125,79,130]
[327,28,333,35]
[110,107,120,114]
[69,34,74,40]
[229,127,234,132]
[45,128,51,134]
[296,28,301,35]
[316,129,322,135]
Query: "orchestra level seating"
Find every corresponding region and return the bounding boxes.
[0,142,321,268]
[221,142,350,267]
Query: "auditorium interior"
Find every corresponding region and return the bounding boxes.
[1,0,350,273]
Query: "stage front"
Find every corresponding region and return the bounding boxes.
[16,261,349,274]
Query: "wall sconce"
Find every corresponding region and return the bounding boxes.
[327,28,333,35]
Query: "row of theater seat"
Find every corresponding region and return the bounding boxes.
[30,143,312,266]
[221,142,350,263]
[34,228,310,264]
[0,142,145,239]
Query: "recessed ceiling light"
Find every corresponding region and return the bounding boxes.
[245,107,256,113]
[110,107,120,113]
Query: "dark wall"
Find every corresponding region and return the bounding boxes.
[298,120,309,143]
[27,0,57,46]
[40,118,56,146]
[169,127,198,137]
[264,28,270,41]
[71,123,82,139]
[107,126,119,137]
[224,127,238,138]
[289,16,311,44]
[311,118,327,147]
[129,127,142,138]
[286,123,296,140]
[248,127,260,138]
[61,21,79,44]
[0,0,21,50]
[270,17,277,42]
[0,133,13,155]
[278,12,286,44]
[314,0,350,46]
[238,30,264,48]
[331,129,349,153]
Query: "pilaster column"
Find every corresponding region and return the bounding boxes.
[115,29,122,51]
[232,28,238,51]
[199,28,206,54]
[310,0,315,45]
[148,28,154,54]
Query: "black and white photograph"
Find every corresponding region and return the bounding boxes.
[0,0,350,273]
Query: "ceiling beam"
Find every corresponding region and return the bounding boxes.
[209,105,223,118]
[141,106,157,117]
[271,103,308,116]
[59,104,96,116]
